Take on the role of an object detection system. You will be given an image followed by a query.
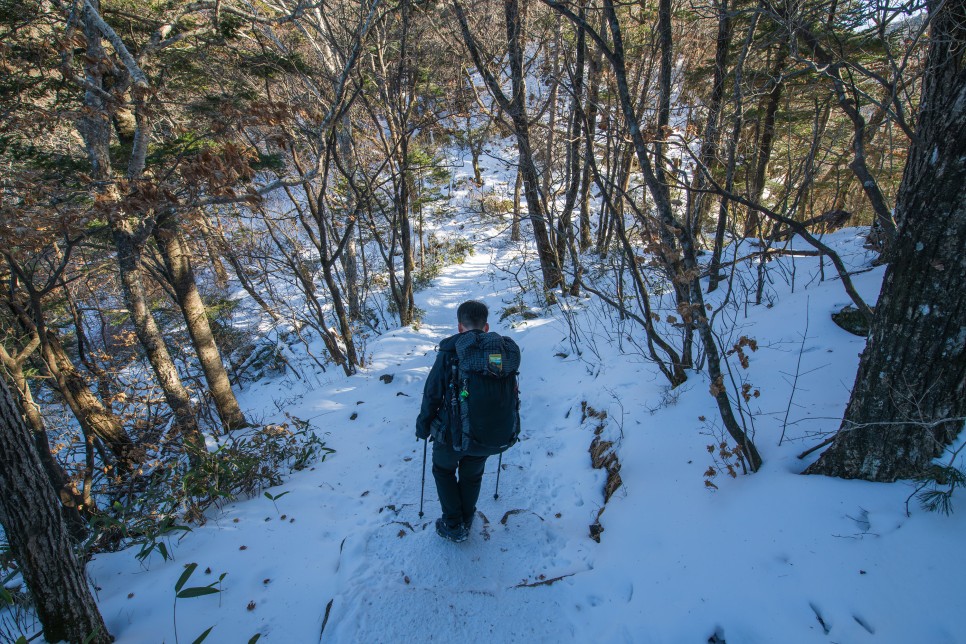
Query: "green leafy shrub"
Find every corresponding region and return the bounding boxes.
[87,417,332,562]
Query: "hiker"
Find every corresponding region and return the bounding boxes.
[416,300,520,542]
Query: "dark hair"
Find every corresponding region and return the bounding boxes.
[457,300,488,329]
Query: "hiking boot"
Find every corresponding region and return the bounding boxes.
[463,513,475,531]
[435,518,468,543]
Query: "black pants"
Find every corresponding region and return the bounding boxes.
[432,441,488,528]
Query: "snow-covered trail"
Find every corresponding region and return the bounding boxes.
[321,248,601,642]
[88,243,612,643]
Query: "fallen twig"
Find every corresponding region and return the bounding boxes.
[513,571,578,588]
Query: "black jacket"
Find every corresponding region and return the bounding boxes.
[415,330,484,440]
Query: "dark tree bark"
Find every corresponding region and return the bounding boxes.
[0,377,112,644]
[806,0,966,480]
[512,159,523,242]
[156,217,248,430]
[578,45,602,252]
[0,342,87,539]
[744,47,788,236]
[688,0,732,240]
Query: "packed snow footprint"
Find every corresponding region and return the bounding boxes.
[325,515,582,641]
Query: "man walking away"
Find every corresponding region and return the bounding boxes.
[416,301,520,542]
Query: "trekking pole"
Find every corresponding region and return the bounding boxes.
[418,437,428,518]
[494,453,503,500]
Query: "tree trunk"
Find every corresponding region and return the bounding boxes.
[453,0,563,298]
[806,0,966,480]
[579,45,603,252]
[689,0,732,240]
[73,1,204,456]
[0,376,112,644]
[337,123,363,321]
[512,160,523,242]
[744,47,788,236]
[0,344,87,538]
[708,8,758,291]
[543,18,561,223]
[113,222,206,457]
[12,298,137,472]
[343,227,363,321]
[7,283,134,470]
[556,8,586,268]
[156,218,247,431]
[398,136,416,326]
[46,331,135,461]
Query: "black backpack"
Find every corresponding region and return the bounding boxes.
[446,331,521,455]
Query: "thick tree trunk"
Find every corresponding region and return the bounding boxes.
[74,1,203,455]
[113,222,206,457]
[156,218,247,431]
[0,377,112,644]
[4,364,72,495]
[806,0,966,480]
[0,344,87,537]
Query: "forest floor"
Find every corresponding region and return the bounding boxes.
[79,148,966,643]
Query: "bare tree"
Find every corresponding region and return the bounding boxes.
[453,0,564,300]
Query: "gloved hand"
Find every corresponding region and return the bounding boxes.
[415,423,430,440]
